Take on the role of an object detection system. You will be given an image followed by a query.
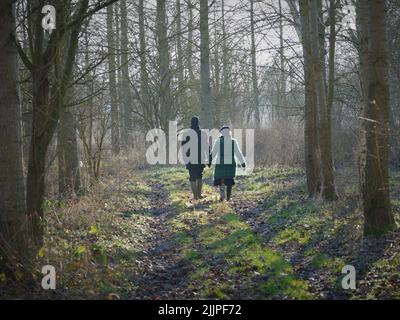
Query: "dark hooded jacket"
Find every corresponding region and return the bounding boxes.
[182,117,208,169]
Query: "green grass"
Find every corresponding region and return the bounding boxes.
[8,165,397,300]
[310,253,345,273]
[274,228,310,245]
[112,166,399,299]
[149,166,314,299]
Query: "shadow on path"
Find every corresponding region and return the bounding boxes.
[130,181,194,299]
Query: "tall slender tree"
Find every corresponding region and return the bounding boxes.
[309,0,337,201]
[250,0,261,127]
[156,0,172,131]
[221,0,230,124]
[107,2,120,155]
[120,0,132,149]
[57,100,80,196]
[199,0,214,129]
[297,0,321,197]
[277,0,287,120]
[138,0,150,124]
[187,0,195,84]
[358,0,396,235]
[0,0,27,258]
[326,0,337,128]
[176,0,184,98]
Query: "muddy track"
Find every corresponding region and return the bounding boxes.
[131,181,193,299]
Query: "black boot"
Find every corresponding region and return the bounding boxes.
[190,181,198,200]
[219,184,226,202]
[197,179,204,199]
[227,186,232,201]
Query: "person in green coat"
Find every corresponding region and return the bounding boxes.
[209,126,246,201]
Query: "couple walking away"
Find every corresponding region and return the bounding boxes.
[182,116,247,202]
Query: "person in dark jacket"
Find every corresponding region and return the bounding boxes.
[182,116,209,200]
[209,125,246,201]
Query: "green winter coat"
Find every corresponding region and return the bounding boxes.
[209,136,246,178]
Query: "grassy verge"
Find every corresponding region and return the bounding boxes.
[1,165,399,299]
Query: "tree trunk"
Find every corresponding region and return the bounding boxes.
[58,104,80,196]
[277,0,287,120]
[213,3,222,128]
[138,0,150,126]
[278,0,288,160]
[326,0,336,126]
[120,0,132,149]
[250,0,261,127]
[200,0,214,129]
[0,0,28,259]
[221,0,230,124]
[26,67,55,246]
[176,0,184,96]
[156,0,172,132]
[359,0,396,235]
[299,0,321,197]
[309,0,337,201]
[26,0,90,245]
[107,3,120,155]
[187,0,195,84]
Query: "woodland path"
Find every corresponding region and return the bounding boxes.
[126,167,400,300]
[26,166,400,300]
[131,180,195,299]
[127,168,316,299]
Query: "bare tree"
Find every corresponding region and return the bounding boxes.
[156,0,173,131]
[176,0,184,100]
[0,0,27,258]
[358,0,396,235]
[186,0,195,84]
[119,0,132,149]
[309,0,337,201]
[17,0,117,244]
[200,0,214,129]
[297,0,321,197]
[107,2,120,155]
[57,98,80,196]
[250,0,261,127]
[138,0,151,126]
